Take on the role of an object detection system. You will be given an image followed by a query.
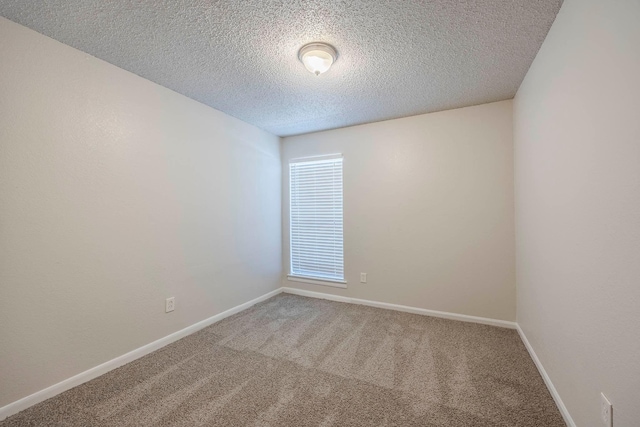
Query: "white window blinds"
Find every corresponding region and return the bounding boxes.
[289,155,344,282]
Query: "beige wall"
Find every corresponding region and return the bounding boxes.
[514,0,640,425]
[0,18,281,407]
[282,101,515,321]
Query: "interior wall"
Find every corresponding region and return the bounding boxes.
[513,0,640,425]
[0,18,281,407]
[282,100,515,321]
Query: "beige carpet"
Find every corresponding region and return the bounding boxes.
[1,294,566,426]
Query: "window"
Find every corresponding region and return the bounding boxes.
[289,154,344,285]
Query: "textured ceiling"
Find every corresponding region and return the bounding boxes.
[0,0,562,136]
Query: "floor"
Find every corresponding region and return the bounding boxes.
[1,294,566,426]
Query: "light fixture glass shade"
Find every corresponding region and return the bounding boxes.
[298,43,337,76]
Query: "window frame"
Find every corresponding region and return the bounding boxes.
[287,154,346,288]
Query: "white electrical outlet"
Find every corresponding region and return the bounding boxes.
[360,273,367,283]
[165,297,175,313]
[601,393,612,427]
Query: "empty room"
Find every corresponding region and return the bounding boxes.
[1,0,638,426]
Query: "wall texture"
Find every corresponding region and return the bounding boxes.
[282,101,515,321]
[513,0,640,425]
[0,17,281,407]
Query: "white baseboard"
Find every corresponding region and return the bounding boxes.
[284,288,576,424]
[0,287,283,421]
[1,286,573,427]
[281,287,517,329]
[516,325,576,427]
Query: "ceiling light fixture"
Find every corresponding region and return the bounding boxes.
[298,42,338,76]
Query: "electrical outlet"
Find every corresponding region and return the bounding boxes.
[601,393,612,427]
[165,297,175,313]
[360,273,367,283]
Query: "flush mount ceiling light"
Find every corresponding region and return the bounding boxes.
[298,42,338,76]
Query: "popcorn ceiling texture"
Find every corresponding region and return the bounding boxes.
[0,0,562,136]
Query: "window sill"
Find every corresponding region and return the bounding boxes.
[287,275,347,289]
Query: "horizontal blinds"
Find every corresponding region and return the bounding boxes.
[290,157,344,281]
